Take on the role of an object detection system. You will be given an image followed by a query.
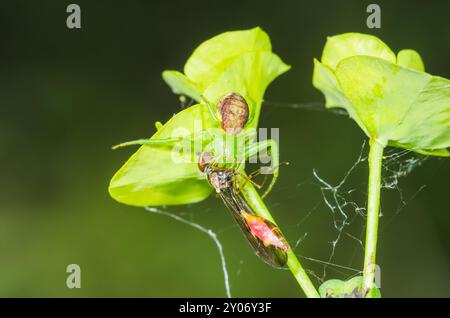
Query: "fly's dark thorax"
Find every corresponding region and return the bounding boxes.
[204,166,233,194]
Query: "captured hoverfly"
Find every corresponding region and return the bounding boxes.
[199,152,289,268]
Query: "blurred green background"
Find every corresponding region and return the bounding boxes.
[0,0,449,297]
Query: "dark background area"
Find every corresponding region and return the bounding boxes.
[0,0,448,297]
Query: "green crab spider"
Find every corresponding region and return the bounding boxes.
[112,96,281,198]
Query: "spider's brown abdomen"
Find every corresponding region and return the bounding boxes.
[216,93,249,135]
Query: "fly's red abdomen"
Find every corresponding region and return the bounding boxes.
[242,212,289,252]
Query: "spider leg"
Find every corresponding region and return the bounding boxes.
[243,139,280,198]
[112,137,182,149]
[237,169,269,195]
[244,96,258,127]
[200,95,219,123]
[112,129,214,152]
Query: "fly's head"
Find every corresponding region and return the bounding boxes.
[198,152,213,173]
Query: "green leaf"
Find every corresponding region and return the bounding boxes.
[110,28,290,207]
[163,27,289,128]
[109,104,216,206]
[366,286,382,298]
[397,49,425,72]
[336,56,450,154]
[321,33,396,69]
[319,276,381,298]
[203,51,290,128]
[162,70,202,101]
[184,27,272,91]
[313,33,450,156]
[312,59,368,134]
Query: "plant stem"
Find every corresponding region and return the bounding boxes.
[241,182,320,298]
[362,138,384,294]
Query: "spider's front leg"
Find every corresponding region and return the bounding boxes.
[112,137,181,149]
[200,95,220,123]
[243,139,279,198]
[112,129,214,153]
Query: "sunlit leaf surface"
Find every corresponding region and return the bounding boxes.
[163,27,290,127]
[319,276,381,298]
[313,33,450,156]
[110,27,289,206]
[109,104,215,206]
